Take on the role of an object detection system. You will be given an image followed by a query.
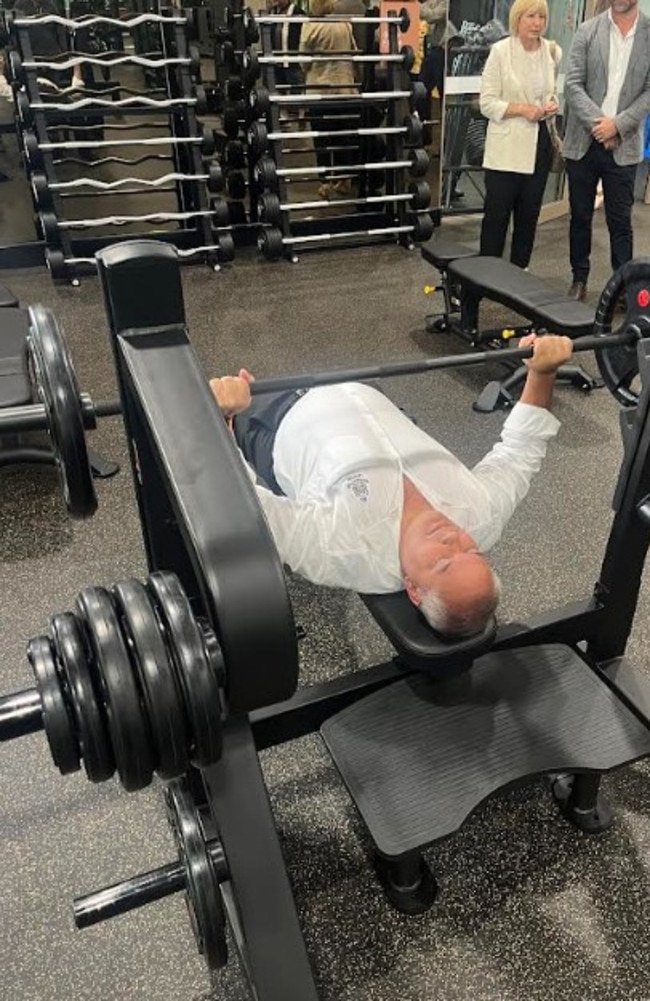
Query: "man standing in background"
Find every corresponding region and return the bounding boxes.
[563,0,650,302]
[270,0,306,93]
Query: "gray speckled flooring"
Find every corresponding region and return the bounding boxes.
[2,205,650,1001]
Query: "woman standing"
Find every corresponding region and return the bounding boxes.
[300,0,358,198]
[478,0,561,269]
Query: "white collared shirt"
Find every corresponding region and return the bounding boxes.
[246,383,560,593]
[602,9,638,119]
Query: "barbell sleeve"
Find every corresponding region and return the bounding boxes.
[73,842,227,928]
[250,330,637,397]
[0,396,121,434]
[0,688,42,741]
[73,863,186,928]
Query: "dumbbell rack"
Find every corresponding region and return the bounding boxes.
[250,10,433,260]
[213,0,260,239]
[7,10,233,282]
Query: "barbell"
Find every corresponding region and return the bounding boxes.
[250,83,426,116]
[44,239,235,284]
[38,205,230,241]
[4,292,646,517]
[253,148,429,192]
[248,8,411,30]
[258,215,434,259]
[247,114,423,158]
[241,45,415,86]
[32,165,224,208]
[10,12,188,28]
[257,181,431,225]
[23,127,216,166]
[0,572,224,790]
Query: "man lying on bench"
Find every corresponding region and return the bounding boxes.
[210,335,572,638]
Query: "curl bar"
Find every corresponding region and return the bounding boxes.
[0,574,225,790]
[32,164,224,205]
[250,83,426,116]
[258,214,434,259]
[28,94,206,113]
[39,204,230,241]
[18,52,200,73]
[53,154,175,168]
[253,148,429,191]
[45,238,235,283]
[10,12,188,29]
[257,181,430,224]
[242,45,415,84]
[247,114,423,157]
[23,127,215,166]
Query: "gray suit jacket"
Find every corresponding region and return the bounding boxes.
[564,10,650,165]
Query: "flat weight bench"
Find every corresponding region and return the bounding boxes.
[0,301,118,479]
[421,237,601,411]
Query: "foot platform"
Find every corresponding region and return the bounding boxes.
[321,645,650,862]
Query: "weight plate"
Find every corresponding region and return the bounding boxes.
[27,634,80,775]
[226,172,247,200]
[259,226,284,261]
[28,305,97,519]
[224,140,245,170]
[44,247,67,281]
[217,232,235,262]
[31,172,52,210]
[112,580,189,781]
[259,191,281,226]
[76,587,154,792]
[147,572,223,767]
[410,148,429,178]
[165,779,228,970]
[50,612,115,783]
[594,260,650,408]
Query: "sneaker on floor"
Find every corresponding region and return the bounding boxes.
[317,182,332,200]
[567,280,587,302]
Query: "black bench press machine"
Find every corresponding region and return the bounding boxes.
[420,237,633,413]
[1,241,650,999]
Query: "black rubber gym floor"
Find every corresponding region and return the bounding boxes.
[1,205,650,1001]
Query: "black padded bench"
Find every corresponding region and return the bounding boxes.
[0,302,30,410]
[421,237,600,411]
[449,256,596,338]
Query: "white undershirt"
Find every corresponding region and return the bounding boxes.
[244,383,560,594]
[526,47,545,105]
[602,9,638,119]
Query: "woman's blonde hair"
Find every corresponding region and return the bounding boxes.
[509,0,549,35]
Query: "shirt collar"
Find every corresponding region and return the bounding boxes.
[607,8,639,39]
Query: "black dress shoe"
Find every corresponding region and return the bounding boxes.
[567,280,587,302]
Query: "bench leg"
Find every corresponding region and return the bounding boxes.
[373,848,438,915]
[549,772,614,834]
[555,364,603,393]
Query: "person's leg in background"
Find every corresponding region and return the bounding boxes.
[600,153,636,274]
[565,141,601,298]
[509,124,552,269]
[309,105,333,198]
[479,169,521,259]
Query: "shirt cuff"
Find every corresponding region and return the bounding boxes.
[503,401,561,439]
